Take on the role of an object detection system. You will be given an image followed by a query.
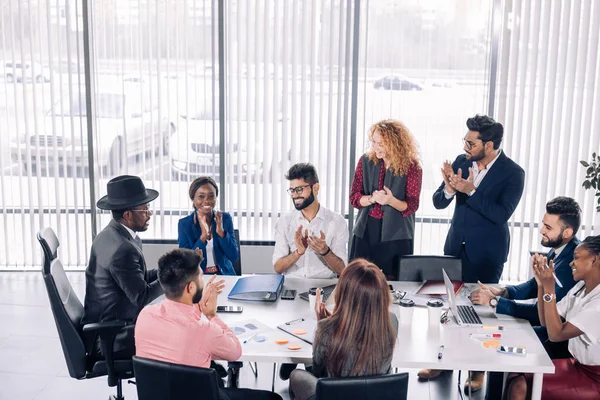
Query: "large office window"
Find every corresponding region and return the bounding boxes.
[356,0,492,260]
[223,0,355,240]
[494,0,600,281]
[0,0,598,277]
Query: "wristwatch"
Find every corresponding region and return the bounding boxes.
[489,297,498,308]
[543,293,556,303]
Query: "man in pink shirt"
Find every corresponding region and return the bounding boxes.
[135,248,282,400]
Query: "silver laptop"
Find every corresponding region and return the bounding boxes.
[442,269,483,327]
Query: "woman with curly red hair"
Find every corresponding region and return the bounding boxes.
[349,120,422,280]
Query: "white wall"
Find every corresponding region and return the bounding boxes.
[143,243,276,274]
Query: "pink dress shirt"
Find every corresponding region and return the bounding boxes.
[135,299,242,368]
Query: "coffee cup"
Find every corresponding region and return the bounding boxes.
[308,287,319,312]
[427,298,444,326]
[398,298,415,323]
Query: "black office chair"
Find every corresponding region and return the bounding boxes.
[397,255,462,281]
[315,373,409,400]
[233,229,242,276]
[38,227,134,400]
[132,356,221,400]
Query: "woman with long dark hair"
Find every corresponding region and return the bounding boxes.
[349,120,422,280]
[289,258,398,399]
[178,176,239,275]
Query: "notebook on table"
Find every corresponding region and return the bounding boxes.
[277,317,318,345]
[227,274,284,302]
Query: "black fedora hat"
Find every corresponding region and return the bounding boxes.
[97,175,159,210]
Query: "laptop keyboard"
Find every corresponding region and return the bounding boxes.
[457,305,483,325]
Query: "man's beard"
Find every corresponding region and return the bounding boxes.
[192,287,203,304]
[294,190,315,210]
[541,231,564,249]
[467,147,485,162]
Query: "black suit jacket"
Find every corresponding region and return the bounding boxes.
[432,151,525,282]
[81,219,162,351]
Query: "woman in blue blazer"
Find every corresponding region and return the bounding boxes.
[178,176,239,275]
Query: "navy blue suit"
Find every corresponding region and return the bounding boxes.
[178,211,239,276]
[433,151,525,283]
[497,237,579,328]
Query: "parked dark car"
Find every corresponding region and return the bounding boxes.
[373,75,423,91]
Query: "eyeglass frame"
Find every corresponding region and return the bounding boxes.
[462,137,487,150]
[287,184,312,195]
[128,205,153,217]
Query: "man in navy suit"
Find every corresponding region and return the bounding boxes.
[470,196,581,400]
[470,196,581,336]
[433,114,525,284]
[419,115,525,392]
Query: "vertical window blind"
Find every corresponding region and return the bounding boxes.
[495,0,599,281]
[356,0,493,264]
[0,0,597,283]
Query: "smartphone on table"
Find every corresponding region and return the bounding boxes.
[497,346,526,356]
[216,305,244,313]
[281,288,297,300]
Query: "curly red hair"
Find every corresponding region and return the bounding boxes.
[367,119,420,176]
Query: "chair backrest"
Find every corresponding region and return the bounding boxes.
[132,356,221,400]
[38,229,87,379]
[315,373,409,400]
[233,229,242,275]
[397,255,462,281]
[38,227,60,273]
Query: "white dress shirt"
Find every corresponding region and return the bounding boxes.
[557,281,600,365]
[272,206,348,279]
[120,222,137,240]
[444,150,502,198]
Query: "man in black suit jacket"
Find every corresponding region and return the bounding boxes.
[420,115,525,392]
[81,175,163,357]
[432,115,525,284]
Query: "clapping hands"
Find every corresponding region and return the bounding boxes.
[198,275,226,319]
[371,186,394,205]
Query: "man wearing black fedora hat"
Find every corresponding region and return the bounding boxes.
[81,175,163,357]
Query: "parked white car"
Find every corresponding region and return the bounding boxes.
[169,110,265,181]
[3,61,51,83]
[10,90,175,175]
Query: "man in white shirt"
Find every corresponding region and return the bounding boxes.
[273,163,348,279]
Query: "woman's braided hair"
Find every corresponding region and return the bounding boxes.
[581,235,600,256]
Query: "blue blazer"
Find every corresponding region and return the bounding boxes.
[432,151,525,283]
[177,211,239,276]
[496,237,579,325]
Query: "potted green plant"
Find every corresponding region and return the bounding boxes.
[581,152,600,212]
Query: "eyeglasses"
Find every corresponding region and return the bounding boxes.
[129,207,153,216]
[462,138,485,149]
[287,185,311,195]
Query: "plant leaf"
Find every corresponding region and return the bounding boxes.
[581,161,590,167]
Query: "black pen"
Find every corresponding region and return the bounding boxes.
[437,345,444,360]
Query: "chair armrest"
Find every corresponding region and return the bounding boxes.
[83,321,134,387]
[82,320,127,337]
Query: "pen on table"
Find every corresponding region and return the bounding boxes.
[243,333,257,344]
[437,345,444,360]
[470,333,502,339]
[545,264,563,288]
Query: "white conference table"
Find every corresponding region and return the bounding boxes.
[211,275,555,399]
